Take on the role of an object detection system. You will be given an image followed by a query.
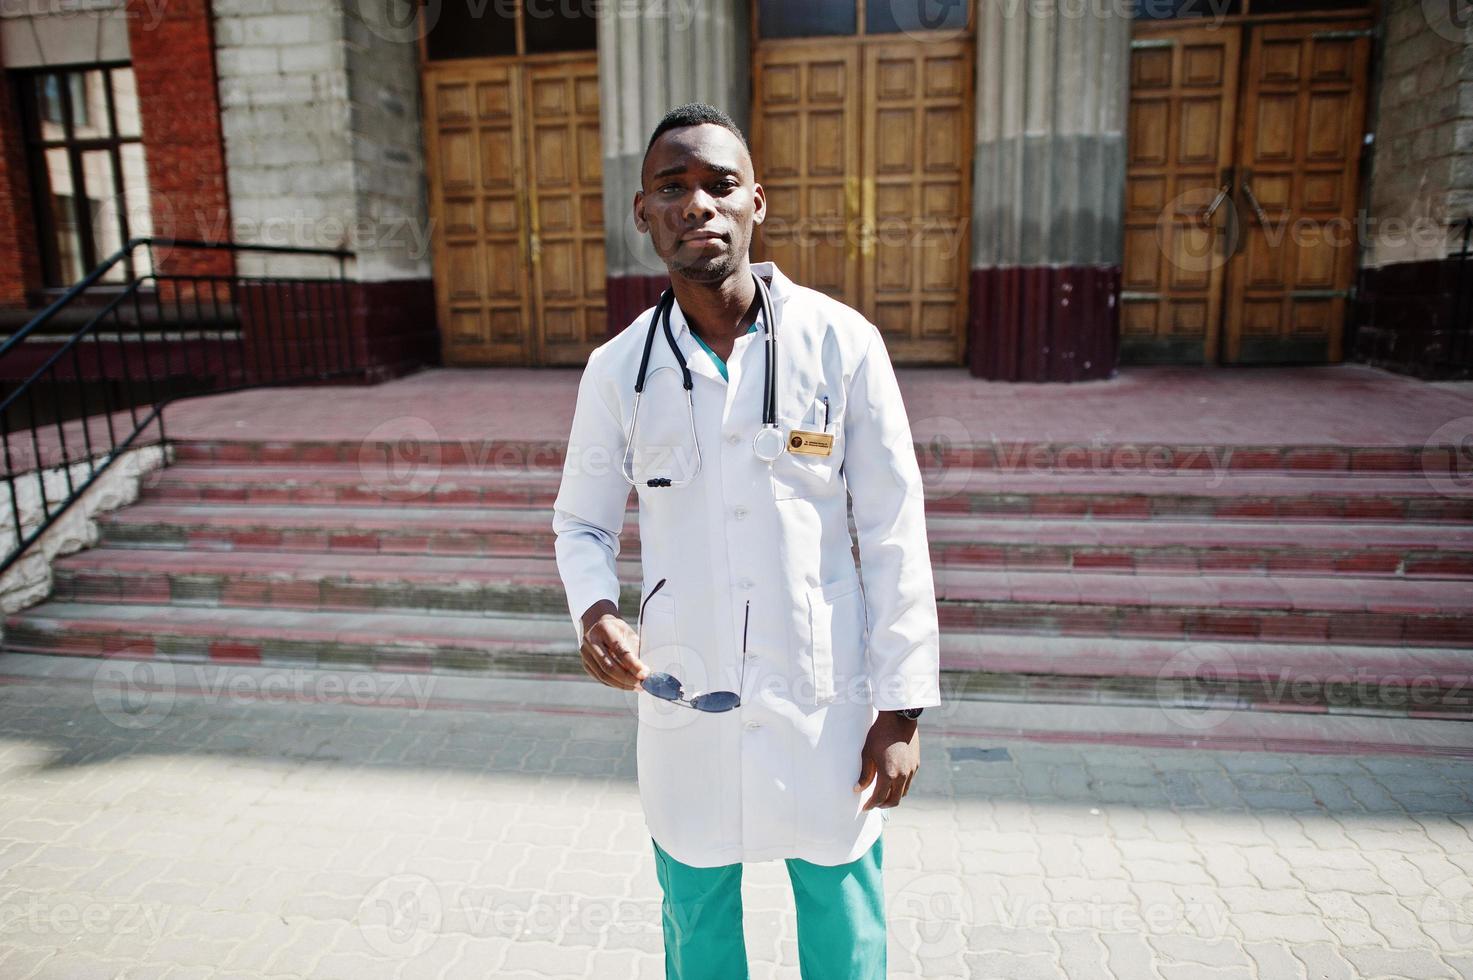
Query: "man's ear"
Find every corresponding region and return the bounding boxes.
[633,190,648,234]
[752,181,766,226]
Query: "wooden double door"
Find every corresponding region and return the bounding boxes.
[421,55,605,366]
[1123,21,1373,364]
[751,37,974,364]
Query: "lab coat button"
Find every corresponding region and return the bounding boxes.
[726,432,740,445]
[745,720,761,731]
[738,578,754,590]
[733,506,749,520]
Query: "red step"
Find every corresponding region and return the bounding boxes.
[167,438,1464,474]
[7,437,1471,725]
[49,544,1473,648]
[6,603,1467,718]
[101,500,1473,578]
[139,462,1473,523]
[934,569,1473,647]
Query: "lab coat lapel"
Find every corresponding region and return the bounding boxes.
[661,299,724,386]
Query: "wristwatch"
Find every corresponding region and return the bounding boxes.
[892,707,924,720]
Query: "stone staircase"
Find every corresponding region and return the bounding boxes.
[4,438,1472,720]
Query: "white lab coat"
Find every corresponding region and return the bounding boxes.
[551,260,941,868]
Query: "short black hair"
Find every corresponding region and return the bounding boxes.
[643,103,750,167]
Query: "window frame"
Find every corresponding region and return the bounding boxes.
[14,62,146,289]
[754,0,975,41]
[420,0,597,64]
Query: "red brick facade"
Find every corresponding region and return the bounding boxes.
[124,0,233,280]
[0,0,235,309]
[0,59,43,306]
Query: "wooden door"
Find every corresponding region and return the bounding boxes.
[523,60,605,365]
[862,39,973,363]
[1223,23,1371,363]
[752,36,974,364]
[751,44,862,311]
[422,56,603,366]
[423,62,530,364]
[1121,29,1241,364]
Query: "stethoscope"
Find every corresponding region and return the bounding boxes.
[620,271,783,488]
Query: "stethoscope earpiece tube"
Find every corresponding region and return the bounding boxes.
[623,273,781,485]
[754,273,777,427]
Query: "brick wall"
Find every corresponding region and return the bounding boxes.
[0,59,42,307]
[0,0,233,305]
[124,0,235,279]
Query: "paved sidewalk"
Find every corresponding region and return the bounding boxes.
[0,654,1470,980]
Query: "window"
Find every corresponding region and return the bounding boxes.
[757,0,857,38]
[424,0,595,61]
[757,0,971,39]
[16,64,153,288]
[867,0,970,35]
[1134,0,1364,16]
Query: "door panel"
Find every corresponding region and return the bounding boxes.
[1123,19,1371,366]
[423,57,604,366]
[752,37,973,364]
[1121,29,1240,364]
[862,39,972,364]
[1223,23,1370,364]
[524,60,605,366]
[424,63,531,365]
[751,43,862,311]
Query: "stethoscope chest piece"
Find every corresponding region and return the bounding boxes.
[753,424,785,463]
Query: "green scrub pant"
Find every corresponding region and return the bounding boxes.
[650,833,887,980]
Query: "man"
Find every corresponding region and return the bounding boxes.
[551,103,940,979]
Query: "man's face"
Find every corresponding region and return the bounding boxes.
[634,123,766,283]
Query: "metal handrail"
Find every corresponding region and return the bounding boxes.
[0,237,361,580]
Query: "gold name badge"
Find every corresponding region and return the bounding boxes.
[787,429,834,456]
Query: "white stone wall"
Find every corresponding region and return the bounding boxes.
[1363,0,1473,268]
[0,0,131,69]
[0,444,168,617]
[212,0,431,282]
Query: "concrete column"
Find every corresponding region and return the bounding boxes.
[597,0,750,335]
[214,0,437,379]
[967,0,1130,381]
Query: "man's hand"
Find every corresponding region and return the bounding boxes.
[579,599,651,691]
[854,711,920,810]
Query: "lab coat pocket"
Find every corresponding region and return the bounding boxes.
[772,414,842,501]
[802,576,864,706]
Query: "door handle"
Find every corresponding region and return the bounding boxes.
[1240,173,1269,227]
[860,177,876,258]
[844,176,860,261]
[515,188,537,262]
[527,190,542,265]
[1199,183,1231,223]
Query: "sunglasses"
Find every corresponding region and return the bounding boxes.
[636,578,747,712]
